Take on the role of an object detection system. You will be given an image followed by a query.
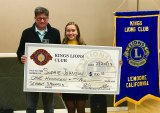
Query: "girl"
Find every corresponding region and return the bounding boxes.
[62,22,88,113]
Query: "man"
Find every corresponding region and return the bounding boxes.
[17,6,61,113]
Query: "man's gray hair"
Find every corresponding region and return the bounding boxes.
[35,6,49,16]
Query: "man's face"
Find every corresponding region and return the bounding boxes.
[35,13,49,30]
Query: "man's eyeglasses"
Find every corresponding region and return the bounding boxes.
[36,17,48,21]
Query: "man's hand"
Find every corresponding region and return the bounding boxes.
[21,55,27,64]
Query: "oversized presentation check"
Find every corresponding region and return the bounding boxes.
[24,43,122,94]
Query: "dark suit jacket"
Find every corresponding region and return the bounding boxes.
[17,23,61,62]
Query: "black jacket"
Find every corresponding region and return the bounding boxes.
[17,23,61,62]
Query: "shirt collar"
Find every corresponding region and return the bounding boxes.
[35,26,48,33]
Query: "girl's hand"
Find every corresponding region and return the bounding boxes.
[119,60,123,65]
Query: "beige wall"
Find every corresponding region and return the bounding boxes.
[1,0,160,53]
[0,0,125,53]
[128,0,160,11]
[138,0,160,10]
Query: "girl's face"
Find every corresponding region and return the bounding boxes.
[65,25,78,41]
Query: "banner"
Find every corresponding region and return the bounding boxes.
[24,43,122,94]
[114,11,160,106]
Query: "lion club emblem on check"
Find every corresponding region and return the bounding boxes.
[30,49,52,65]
